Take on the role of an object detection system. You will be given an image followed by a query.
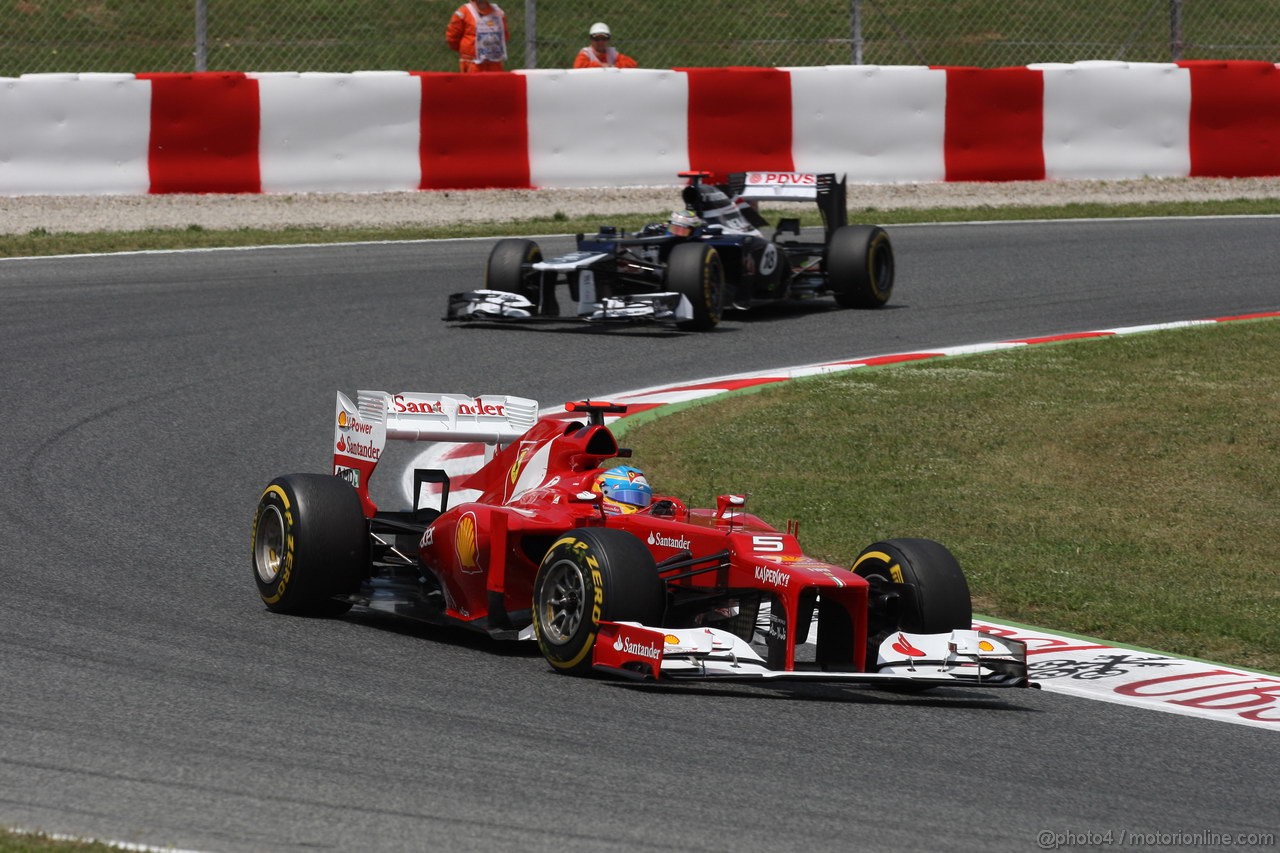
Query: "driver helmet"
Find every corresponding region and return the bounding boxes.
[594,465,653,514]
[668,209,703,238]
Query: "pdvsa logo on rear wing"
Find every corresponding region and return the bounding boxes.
[736,172,827,201]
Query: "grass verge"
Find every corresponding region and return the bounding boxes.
[4,197,1280,259]
[0,831,120,852]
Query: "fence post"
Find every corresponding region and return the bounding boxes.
[851,0,864,65]
[525,0,537,68]
[194,0,207,71]
[1169,0,1183,60]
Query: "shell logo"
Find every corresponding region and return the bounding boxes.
[456,512,480,572]
[338,410,349,428]
[979,640,996,652]
[664,634,680,645]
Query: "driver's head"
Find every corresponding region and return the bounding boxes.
[594,465,653,514]
[668,209,703,238]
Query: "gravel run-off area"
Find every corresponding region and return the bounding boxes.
[4,177,1280,235]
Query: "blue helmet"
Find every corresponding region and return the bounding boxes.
[595,465,653,509]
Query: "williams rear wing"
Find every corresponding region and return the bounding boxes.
[332,390,539,515]
[721,172,849,236]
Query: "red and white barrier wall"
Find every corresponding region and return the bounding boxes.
[2,61,1279,195]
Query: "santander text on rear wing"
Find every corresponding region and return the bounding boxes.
[332,390,539,515]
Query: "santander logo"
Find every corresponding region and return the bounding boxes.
[612,634,661,660]
[647,531,691,551]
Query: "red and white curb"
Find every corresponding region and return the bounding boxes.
[406,311,1280,730]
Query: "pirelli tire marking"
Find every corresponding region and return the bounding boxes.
[533,535,604,671]
[864,230,893,303]
[851,550,905,584]
[253,484,295,606]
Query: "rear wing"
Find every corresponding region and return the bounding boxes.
[333,390,539,515]
[721,172,849,235]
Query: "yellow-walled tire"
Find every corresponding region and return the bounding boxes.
[852,537,971,634]
[532,528,664,675]
[827,224,894,308]
[668,242,724,331]
[251,474,368,617]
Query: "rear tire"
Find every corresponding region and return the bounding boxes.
[851,538,970,672]
[532,528,665,675]
[667,242,724,331]
[827,225,894,308]
[252,474,368,616]
[486,238,556,314]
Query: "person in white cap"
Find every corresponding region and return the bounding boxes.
[573,22,638,68]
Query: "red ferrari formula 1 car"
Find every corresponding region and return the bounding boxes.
[251,391,1032,689]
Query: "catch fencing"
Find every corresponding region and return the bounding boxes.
[4,0,1279,76]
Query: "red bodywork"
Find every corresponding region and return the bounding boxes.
[404,404,871,672]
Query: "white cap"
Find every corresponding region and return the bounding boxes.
[589,22,611,37]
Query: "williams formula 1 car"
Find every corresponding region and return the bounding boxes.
[252,390,1031,690]
[445,171,895,331]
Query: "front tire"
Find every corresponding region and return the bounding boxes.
[252,474,368,616]
[667,242,724,331]
[827,225,894,308]
[851,538,971,672]
[486,238,556,315]
[532,528,665,675]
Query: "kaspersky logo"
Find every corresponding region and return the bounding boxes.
[613,634,661,660]
[647,531,690,550]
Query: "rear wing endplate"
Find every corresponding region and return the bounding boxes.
[332,390,539,515]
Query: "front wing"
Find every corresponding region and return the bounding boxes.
[594,622,1034,688]
[445,289,695,325]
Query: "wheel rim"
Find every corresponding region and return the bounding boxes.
[538,558,587,645]
[254,505,286,584]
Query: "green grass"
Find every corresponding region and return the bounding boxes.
[6,196,1280,260]
[617,320,1280,675]
[0,831,120,852]
[4,0,1277,76]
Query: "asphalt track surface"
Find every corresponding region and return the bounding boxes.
[2,218,1279,853]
